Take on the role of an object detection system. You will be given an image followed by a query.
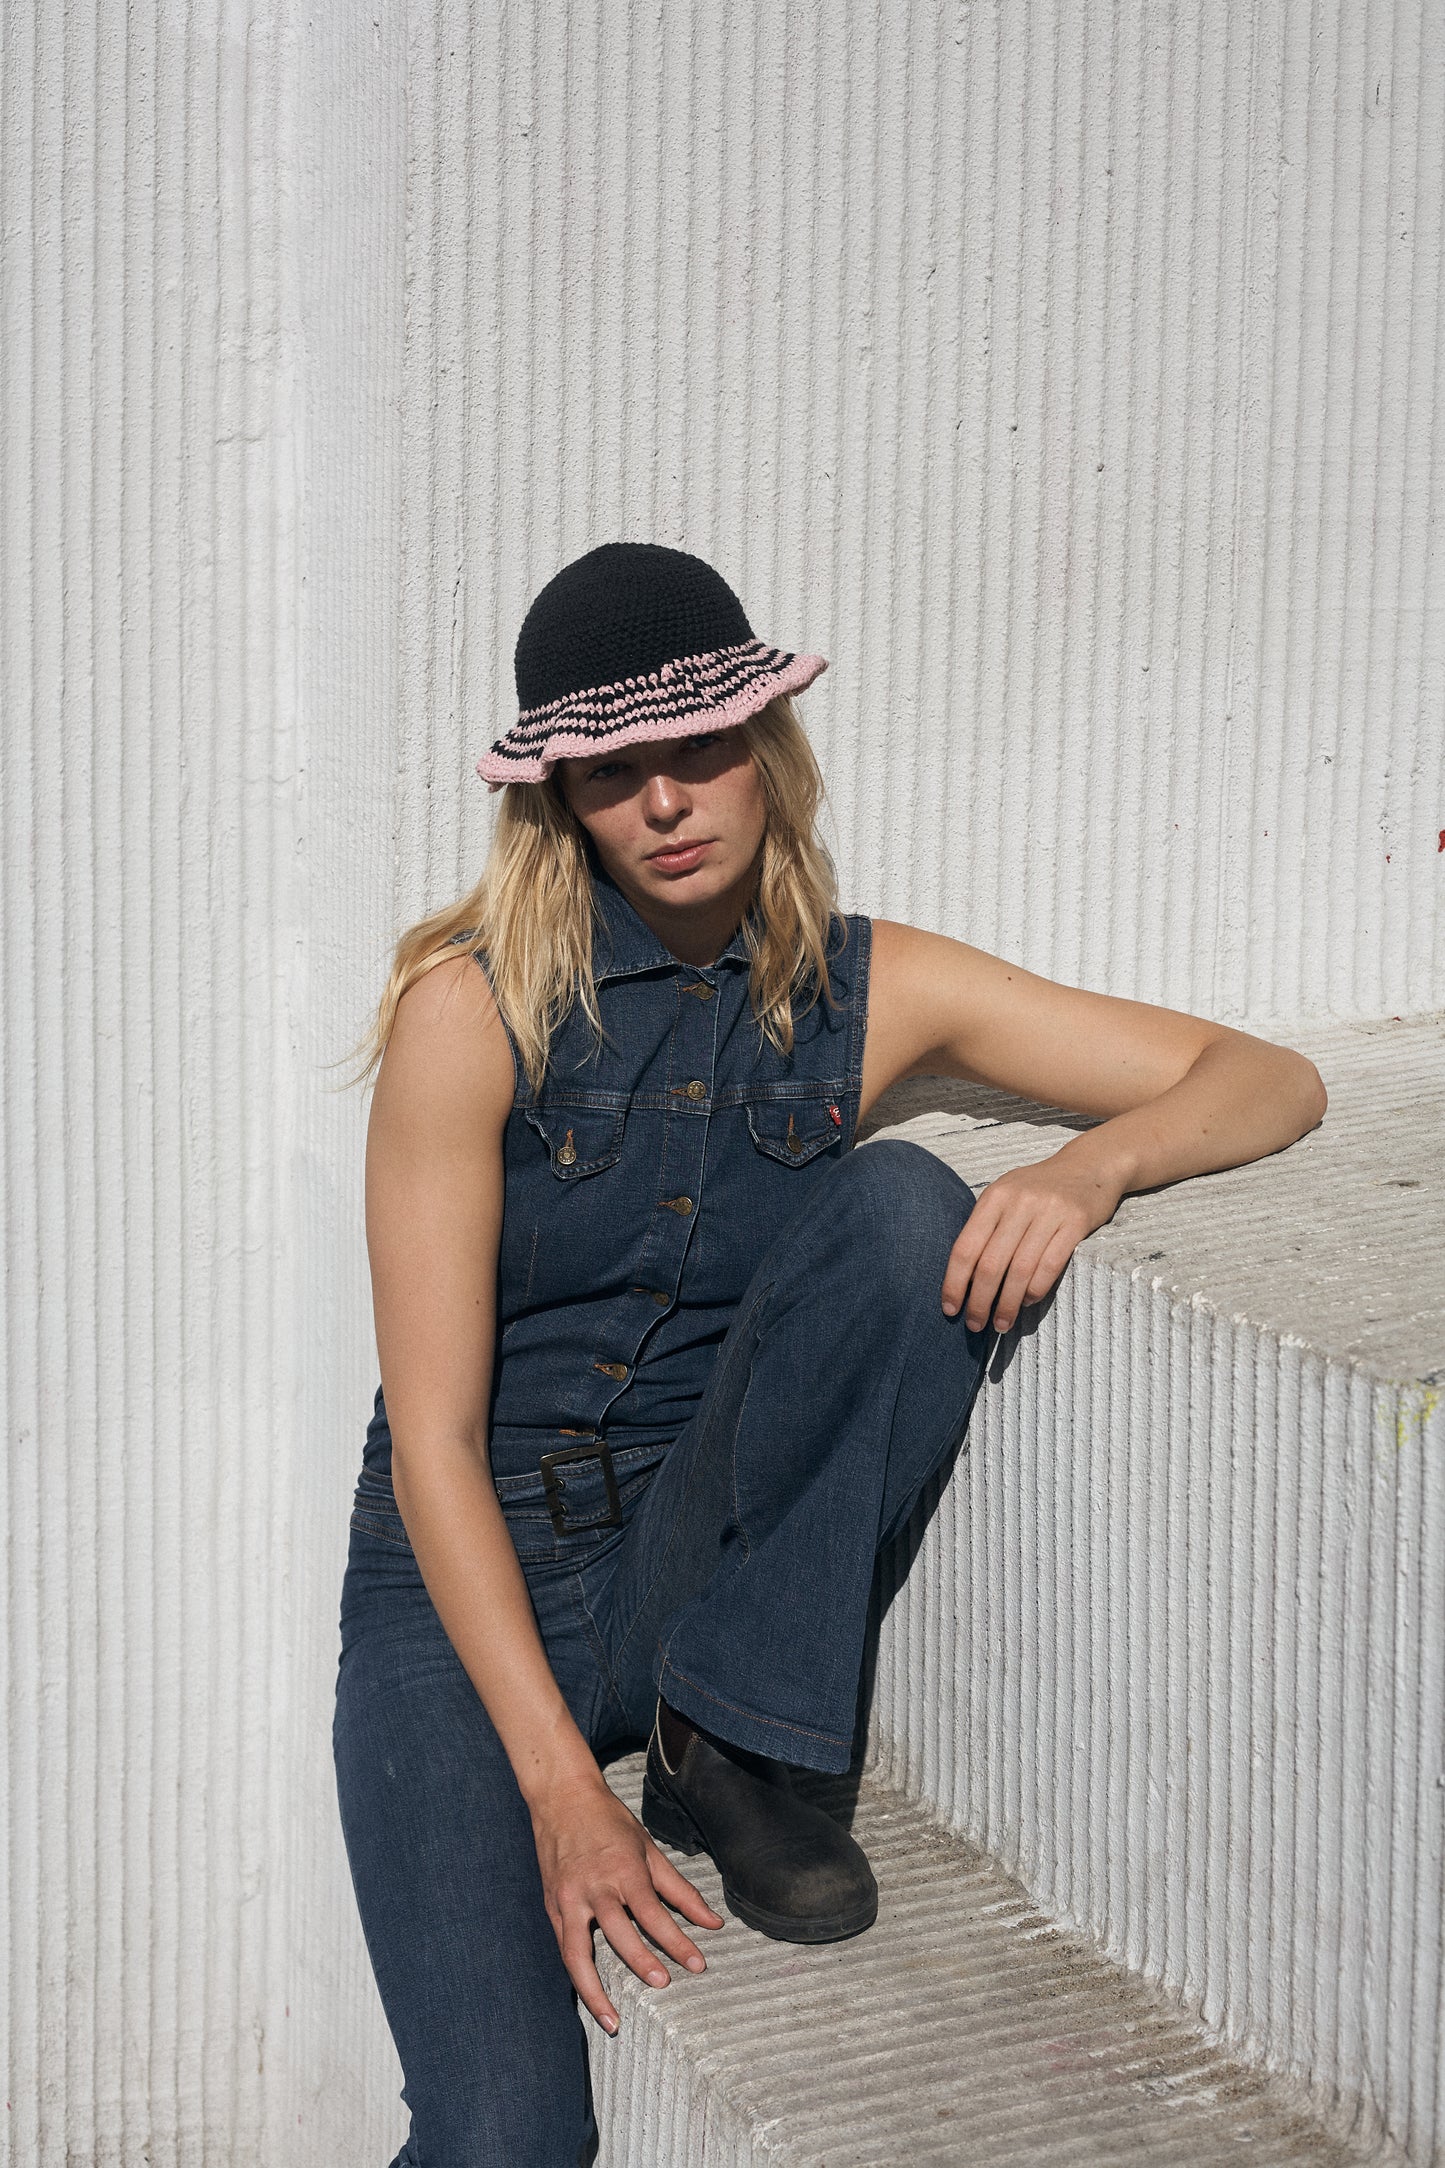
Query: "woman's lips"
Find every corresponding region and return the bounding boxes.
[647,840,712,871]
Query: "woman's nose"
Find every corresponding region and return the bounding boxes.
[644,771,689,819]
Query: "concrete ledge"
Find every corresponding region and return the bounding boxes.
[858,1012,1443,1384]
[590,1755,1393,2166]
[859,1015,1444,2163]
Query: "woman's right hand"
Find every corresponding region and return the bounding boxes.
[529,1772,724,2033]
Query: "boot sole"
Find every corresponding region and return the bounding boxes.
[640,1776,879,1945]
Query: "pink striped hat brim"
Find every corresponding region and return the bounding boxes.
[475,640,828,790]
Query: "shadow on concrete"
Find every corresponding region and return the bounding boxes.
[858,1072,1104,1143]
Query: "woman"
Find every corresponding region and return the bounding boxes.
[333,541,1326,2167]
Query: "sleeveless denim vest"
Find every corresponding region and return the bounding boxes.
[364,858,873,1482]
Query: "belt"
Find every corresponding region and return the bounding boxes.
[538,1438,622,1536]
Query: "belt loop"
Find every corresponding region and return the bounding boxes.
[538,1440,623,1535]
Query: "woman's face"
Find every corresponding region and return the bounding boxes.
[554,728,768,920]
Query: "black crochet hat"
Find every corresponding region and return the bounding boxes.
[476,540,828,789]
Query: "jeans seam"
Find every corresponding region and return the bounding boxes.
[727,1339,755,1565]
[846,913,872,1143]
[608,1283,769,1677]
[349,1511,413,1549]
[657,1656,853,1752]
[568,1569,632,1729]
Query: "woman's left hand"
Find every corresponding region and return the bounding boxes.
[940,1149,1125,1334]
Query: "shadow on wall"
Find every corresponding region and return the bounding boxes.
[858,1073,1103,1145]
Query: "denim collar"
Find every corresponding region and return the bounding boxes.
[590,857,753,983]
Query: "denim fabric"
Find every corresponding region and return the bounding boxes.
[333,865,994,2165]
[362,851,872,1479]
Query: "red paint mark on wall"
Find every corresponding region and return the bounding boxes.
[1438,828,1445,852]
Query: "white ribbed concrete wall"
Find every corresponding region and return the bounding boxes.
[870,1272,1445,2163]
[3,3,1442,2163]
[2,3,310,2161]
[401,0,1445,1025]
[862,1015,1445,2164]
[289,10,413,2162]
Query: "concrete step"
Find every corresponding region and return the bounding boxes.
[859,1012,1444,2163]
[589,1016,1442,2165]
[589,1752,1392,2166]
[858,1011,1443,1380]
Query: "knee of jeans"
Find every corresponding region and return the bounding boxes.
[845,1138,978,1278]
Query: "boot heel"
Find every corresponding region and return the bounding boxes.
[641,1776,706,1857]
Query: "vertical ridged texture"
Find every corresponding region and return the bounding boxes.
[404,0,1444,1025]
[1,0,307,2161]
[868,1262,1445,2165]
[286,9,413,2166]
[3,3,1443,2165]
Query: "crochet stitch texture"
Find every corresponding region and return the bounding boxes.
[477,541,827,788]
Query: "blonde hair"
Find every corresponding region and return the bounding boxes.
[344,695,847,1100]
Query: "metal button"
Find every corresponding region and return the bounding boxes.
[593,1360,628,1380]
[682,981,715,1002]
[686,1080,706,1100]
[556,1127,577,1166]
[660,1195,693,1216]
[786,1114,803,1155]
[652,1289,670,1306]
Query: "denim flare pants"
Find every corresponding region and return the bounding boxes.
[332,1137,992,2167]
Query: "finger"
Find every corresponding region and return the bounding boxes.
[597,1900,674,1990]
[646,1845,724,1929]
[561,1925,621,2035]
[989,1220,1061,1332]
[962,1218,1025,1331]
[628,1886,710,1973]
[940,1196,1004,1316]
[1022,1222,1084,1303]
[961,1196,1052,1326]
[1002,1215,1090,1327]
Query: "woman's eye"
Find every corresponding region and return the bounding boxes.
[583,734,717,783]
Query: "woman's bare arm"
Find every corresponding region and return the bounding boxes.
[863,921,1329,1334]
[365,952,720,2027]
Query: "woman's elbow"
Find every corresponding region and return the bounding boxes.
[1290,1053,1328,1131]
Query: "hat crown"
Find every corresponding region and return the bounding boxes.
[515,542,755,711]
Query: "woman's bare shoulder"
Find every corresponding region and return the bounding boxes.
[373,951,517,1146]
[860,917,1009,1112]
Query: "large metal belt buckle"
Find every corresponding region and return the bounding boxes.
[538,1440,622,1536]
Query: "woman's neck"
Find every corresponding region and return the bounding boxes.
[593,853,759,969]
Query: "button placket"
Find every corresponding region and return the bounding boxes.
[575,967,721,1426]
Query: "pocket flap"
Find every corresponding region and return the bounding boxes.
[745,1095,843,1166]
[524,1103,627,1179]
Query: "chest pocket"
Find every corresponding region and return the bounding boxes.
[746,1092,845,1166]
[524,1103,627,1179]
